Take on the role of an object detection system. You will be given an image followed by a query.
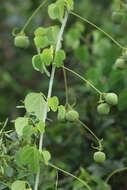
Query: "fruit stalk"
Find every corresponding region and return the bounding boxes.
[34,11,69,190]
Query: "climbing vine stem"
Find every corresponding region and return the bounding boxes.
[78,120,101,145]
[63,67,69,105]
[63,66,102,95]
[71,11,125,50]
[48,162,91,190]
[106,167,127,183]
[34,11,69,190]
[21,0,48,33]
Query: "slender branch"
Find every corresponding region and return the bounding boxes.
[63,66,102,95]
[34,11,69,190]
[71,11,125,50]
[21,0,48,33]
[105,167,127,183]
[48,163,91,190]
[62,67,69,105]
[78,120,100,143]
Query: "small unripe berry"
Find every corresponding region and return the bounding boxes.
[93,151,106,163]
[97,103,110,115]
[14,35,30,48]
[114,58,125,70]
[112,11,124,24]
[105,93,118,105]
[66,110,79,122]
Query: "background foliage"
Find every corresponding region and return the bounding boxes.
[1,0,127,189]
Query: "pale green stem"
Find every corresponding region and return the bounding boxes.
[78,120,100,143]
[34,11,69,190]
[106,167,127,183]
[48,163,91,190]
[63,66,102,95]
[63,67,69,105]
[71,11,125,50]
[21,0,48,33]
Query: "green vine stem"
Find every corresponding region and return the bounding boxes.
[34,11,69,190]
[21,0,48,33]
[71,11,125,50]
[106,167,127,183]
[78,120,101,146]
[48,162,91,190]
[63,67,69,105]
[63,66,102,95]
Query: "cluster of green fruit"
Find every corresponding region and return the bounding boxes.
[113,49,127,70]
[58,105,106,163]
[57,105,79,122]
[97,93,118,115]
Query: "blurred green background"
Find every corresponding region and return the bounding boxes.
[1,0,127,189]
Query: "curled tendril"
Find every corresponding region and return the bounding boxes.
[91,139,103,151]
[12,27,24,37]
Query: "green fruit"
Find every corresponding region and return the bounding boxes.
[113,58,125,70]
[14,35,30,48]
[57,105,66,121]
[112,11,124,24]
[97,103,110,115]
[93,151,106,163]
[105,93,118,105]
[66,110,79,121]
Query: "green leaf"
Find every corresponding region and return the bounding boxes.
[34,27,47,36]
[34,36,49,50]
[36,121,45,133]
[22,125,33,138]
[32,54,44,73]
[57,105,66,121]
[24,93,47,120]
[11,180,26,190]
[19,146,40,172]
[54,50,66,68]
[42,150,51,165]
[15,117,28,137]
[48,1,64,21]
[65,0,74,10]
[47,96,59,112]
[46,26,60,45]
[40,47,53,66]
[48,3,57,20]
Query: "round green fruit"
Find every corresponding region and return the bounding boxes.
[14,35,30,48]
[66,110,79,122]
[93,151,106,163]
[112,11,124,24]
[97,103,110,115]
[105,93,118,105]
[114,58,125,70]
